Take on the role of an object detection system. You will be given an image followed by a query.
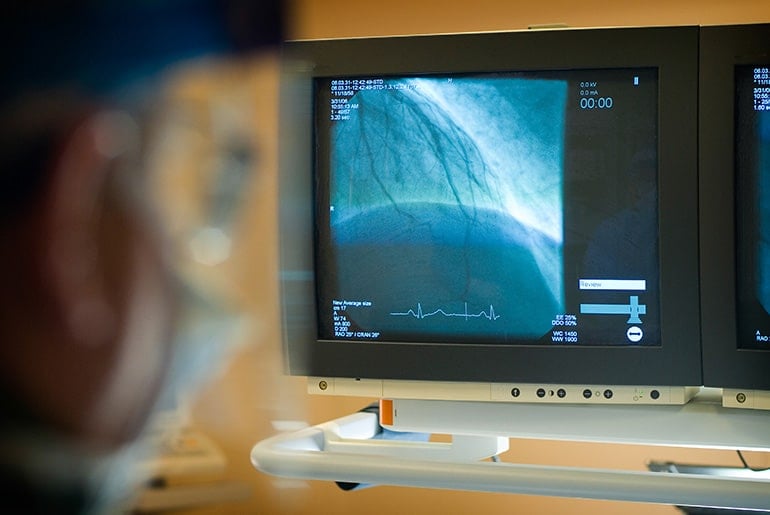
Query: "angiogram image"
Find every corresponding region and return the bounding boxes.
[757,111,770,315]
[328,76,567,342]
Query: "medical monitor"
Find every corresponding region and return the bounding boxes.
[280,26,701,404]
[699,23,770,409]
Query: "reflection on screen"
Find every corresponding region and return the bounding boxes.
[315,68,660,347]
[736,65,770,349]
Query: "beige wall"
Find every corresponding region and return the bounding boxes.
[289,0,770,39]
[168,2,770,514]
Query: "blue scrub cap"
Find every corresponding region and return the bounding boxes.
[0,0,285,102]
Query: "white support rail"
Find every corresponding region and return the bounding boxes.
[251,392,770,511]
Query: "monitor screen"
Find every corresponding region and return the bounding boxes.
[315,68,660,348]
[735,64,770,350]
[280,26,701,389]
[699,23,770,391]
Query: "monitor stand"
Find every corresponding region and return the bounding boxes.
[251,389,770,511]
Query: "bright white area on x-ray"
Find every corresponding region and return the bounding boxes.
[408,77,565,244]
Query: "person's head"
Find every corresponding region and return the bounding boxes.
[0,0,284,499]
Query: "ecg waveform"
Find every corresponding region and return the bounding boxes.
[390,302,501,321]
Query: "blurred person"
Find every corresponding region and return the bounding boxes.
[0,1,285,513]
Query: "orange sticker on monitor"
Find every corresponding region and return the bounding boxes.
[379,399,393,426]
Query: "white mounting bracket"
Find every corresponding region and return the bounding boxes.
[251,391,770,511]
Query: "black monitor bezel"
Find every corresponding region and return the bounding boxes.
[280,25,701,386]
[700,23,770,389]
